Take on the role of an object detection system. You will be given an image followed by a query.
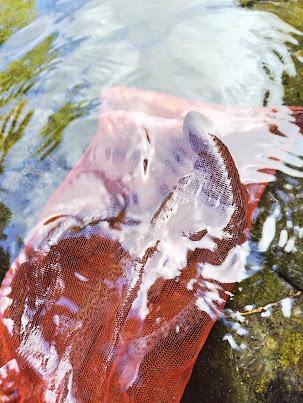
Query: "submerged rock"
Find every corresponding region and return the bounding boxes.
[254,172,303,291]
[240,1,303,108]
[184,269,303,402]
[184,4,303,401]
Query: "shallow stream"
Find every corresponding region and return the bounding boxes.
[0,0,302,400]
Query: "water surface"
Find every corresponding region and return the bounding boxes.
[0,1,303,396]
[1,0,303,400]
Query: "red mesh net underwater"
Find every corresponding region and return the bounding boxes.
[0,87,302,402]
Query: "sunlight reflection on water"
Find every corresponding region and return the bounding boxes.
[0,0,302,288]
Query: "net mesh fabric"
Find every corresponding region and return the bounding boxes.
[0,88,302,402]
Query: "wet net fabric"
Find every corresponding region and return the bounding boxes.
[0,87,302,402]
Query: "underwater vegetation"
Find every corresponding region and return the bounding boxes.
[0,0,35,46]
[252,0,303,108]
[33,102,87,160]
[241,0,303,107]
[0,202,11,282]
[185,2,303,401]
[0,0,303,401]
[0,0,89,277]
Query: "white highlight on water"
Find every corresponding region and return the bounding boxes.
[1,0,302,248]
[261,306,272,318]
[244,305,256,311]
[281,297,293,318]
[278,229,288,248]
[284,237,296,253]
[258,210,279,252]
[74,272,88,282]
[223,334,246,352]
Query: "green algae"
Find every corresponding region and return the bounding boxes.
[184,261,303,402]
[226,278,303,399]
[0,101,33,172]
[232,268,288,308]
[225,226,303,400]
[0,1,88,277]
[0,34,57,108]
[34,102,87,160]
[0,30,57,170]
[253,1,303,107]
[0,202,11,240]
[240,0,303,107]
[0,0,35,46]
[186,213,303,402]
[182,320,248,403]
[0,4,57,274]
[0,1,302,401]
[278,331,303,368]
[0,202,11,282]
[250,173,303,291]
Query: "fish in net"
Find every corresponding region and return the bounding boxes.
[0,87,302,402]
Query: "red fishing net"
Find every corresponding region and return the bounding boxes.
[0,87,302,402]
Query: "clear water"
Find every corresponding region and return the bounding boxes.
[1,0,303,330]
[0,0,301,268]
[0,0,303,399]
